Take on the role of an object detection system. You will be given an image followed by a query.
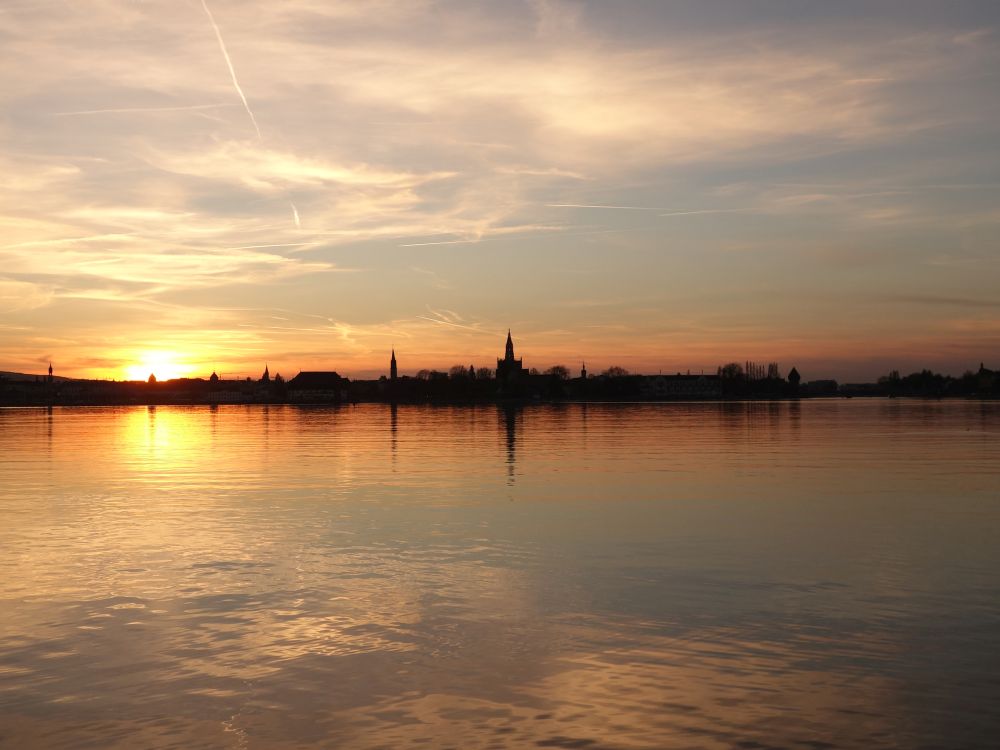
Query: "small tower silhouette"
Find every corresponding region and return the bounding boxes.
[787,366,801,395]
[261,365,270,383]
[390,349,398,381]
[209,370,219,383]
[47,362,53,384]
[504,330,515,362]
[581,361,587,379]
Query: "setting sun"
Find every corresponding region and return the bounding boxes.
[123,351,195,382]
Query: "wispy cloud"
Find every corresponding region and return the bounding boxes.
[53,103,237,116]
[0,279,53,312]
[546,204,750,217]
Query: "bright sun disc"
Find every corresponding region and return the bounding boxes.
[123,351,192,382]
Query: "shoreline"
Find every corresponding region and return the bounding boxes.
[2,395,996,409]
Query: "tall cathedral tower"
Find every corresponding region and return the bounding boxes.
[390,349,398,381]
[496,330,525,382]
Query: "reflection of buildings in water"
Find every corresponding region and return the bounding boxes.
[714,400,808,446]
[788,399,801,432]
[147,405,156,452]
[717,401,748,441]
[500,404,519,484]
[767,400,781,431]
[389,403,398,465]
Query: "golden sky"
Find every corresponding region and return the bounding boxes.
[1,1,999,381]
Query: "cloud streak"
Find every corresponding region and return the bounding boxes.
[53,103,237,116]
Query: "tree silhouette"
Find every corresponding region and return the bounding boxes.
[719,362,744,379]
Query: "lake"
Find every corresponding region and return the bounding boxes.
[1,401,998,749]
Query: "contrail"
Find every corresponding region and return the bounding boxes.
[223,242,311,251]
[398,226,654,247]
[415,315,488,333]
[200,0,261,138]
[658,208,749,217]
[290,202,301,228]
[546,203,663,211]
[400,238,487,247]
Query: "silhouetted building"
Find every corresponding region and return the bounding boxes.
[209,371,219,383]
[580,361,587,379]
[287,371,347,402]
[287,371,345,389]
[802,379,838,396]
[390,349,398,381]
[47,363,53,384]
[261,365,270,383]
[640,374,722,399]
[496,330,527,384]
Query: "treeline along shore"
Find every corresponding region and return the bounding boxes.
[2,362,998,407]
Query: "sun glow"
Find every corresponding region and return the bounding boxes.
[123,351,195,382]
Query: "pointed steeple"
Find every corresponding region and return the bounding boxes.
[581,361,587,379]
[47,362,53,384]
[261,364,270,383]
[504,329,515,362]
[390,348,398,380]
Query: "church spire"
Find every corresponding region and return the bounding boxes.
[261,364,270,383]
[505,329,515,362]
[390,348,398,380]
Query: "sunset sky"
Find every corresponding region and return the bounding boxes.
[1,0,999,381]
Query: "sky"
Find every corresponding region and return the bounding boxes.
[1,0,999,382]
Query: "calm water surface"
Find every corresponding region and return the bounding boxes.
[1,401,998,749]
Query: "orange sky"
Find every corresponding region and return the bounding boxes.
[1,1,999,382]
